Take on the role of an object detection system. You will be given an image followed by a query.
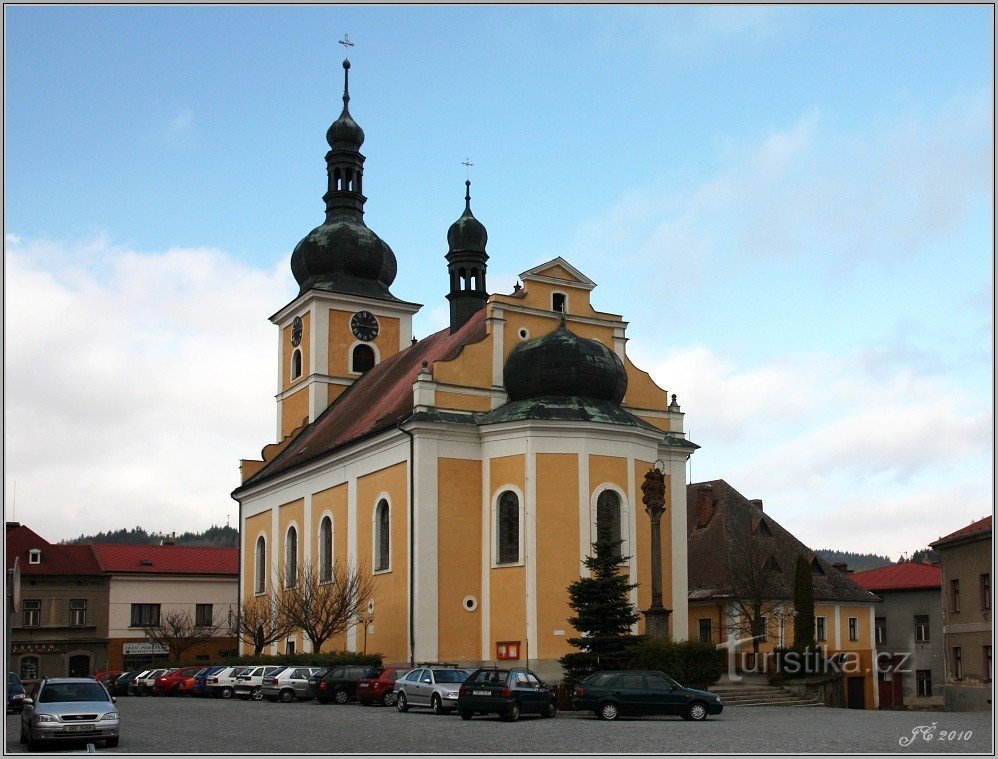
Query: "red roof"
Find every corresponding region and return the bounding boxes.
[5,523,103,576]
[91,543,238,575]
[930,516,992,548]
[850,561,942,592]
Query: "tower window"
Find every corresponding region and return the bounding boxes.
[254,535,267,594]
[352,344,376,373]
[375,500,390,572]
[596,490,622,559]
[497,491,520,564]
[319,516,333,582]
[291,349,303,380]
[552,292,566,314]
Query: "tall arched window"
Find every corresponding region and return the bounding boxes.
[285,526,298,587]
[375,500,390,571]
[319,516,333,582]
[291,349,303,380]
[254,535,267,594]
[352,344,376,373]
[596,490,622,559]
[497,491,520,564]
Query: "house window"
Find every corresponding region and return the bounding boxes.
[984,646,993,683]
[69,599,87,627]
[815,616,826,642]
[875,617,886,645]
[22,599,41,627]
[916,669,932,696]
[848,617,858,641]
[950,579,960,613]
[914,614,930,642]
[755,616,768,642]
[254,535,267,594]
[291,348,302,380]
[981,574,991,610]
[286,640,295,656]
[953,646,963,680]
[352,344,376,373]
[375,500,390,572]
[496,491,520,565]
[319,516,333,582]
[28,549,41,565]
[20,656,39,681]
[195,604,213,627]
[698,618,712,643]
[596,490,622,558]
[285,526,298,587]
[552,292,566,314]
[130,604,160,627]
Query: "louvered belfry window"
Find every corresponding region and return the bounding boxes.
[596,490,622,558]
[497,491,519,564]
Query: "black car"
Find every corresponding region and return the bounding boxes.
[106,671,137,698]
[307,665,372,704]
[456,667,557,721]
[8,672,26,713]
[570,670,723,721]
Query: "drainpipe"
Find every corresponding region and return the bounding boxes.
[398,422,416,668]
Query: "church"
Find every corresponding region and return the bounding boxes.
[232,56,697,678]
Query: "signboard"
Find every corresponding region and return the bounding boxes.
[122,642,169,655]
[12,643,65,654]
[496,641,521,660]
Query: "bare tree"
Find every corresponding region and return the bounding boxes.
[276,559,376,653]
[143,608,227,663]
[229,594,293,655]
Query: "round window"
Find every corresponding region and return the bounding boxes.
[462,595,478,612]
[518,328,529,340]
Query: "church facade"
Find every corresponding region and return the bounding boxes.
[232,58,697,676]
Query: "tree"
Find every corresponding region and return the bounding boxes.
[143,608,227,663]
[792,554,816,652]
[723,517,789,655]
[276,559,377,654]
[559,537,639,683]
[229,594,293,655]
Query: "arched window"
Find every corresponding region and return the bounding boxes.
[497,491,520,564]
[352,344,376,373]
[254,535,267,594]
[319,516,333,582]
[291,349,302,380]
[285,526,298,587]
[375,500,390,571]
[596,490,622,558]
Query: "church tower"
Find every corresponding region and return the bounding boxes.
[272,55,421,439]
[445,180,489,332]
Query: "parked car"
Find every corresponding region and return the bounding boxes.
[456,667,558,721]
[92,671,123,689]
[193,666,226,697]
[357,667,408,706]
[19,677,119,751]
[570,670,723,721]
[207,666,249,699]
[135,668,169,696]
[394,666,471,714]
[8,672,26,713]
[126,670,150,697]
[234,665,286,701]
[261,666,324,702]
[108,671,138,698]
[154,666,204,696]
[308,665,373,704]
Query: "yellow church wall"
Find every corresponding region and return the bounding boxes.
[328,309,401,377]
[634,415,671,433]
[436,459,483,660]
[282,312,311,393]
[376,316,401,363]
[434,390,493,412]
[432,331,493,389]
[502,312,612,364]
[312,484,350,653]
[489,455,526,659]
[515,279,597,316]
[278,498,305,576]
[356,462,408,662]
[280,388,310,439]
[243,510,273,598]
[622,355,670,412]
[535,454,580,660]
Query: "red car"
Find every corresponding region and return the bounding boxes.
[357,667,408,706]
[154,666,204,696]
[92,670,123,688]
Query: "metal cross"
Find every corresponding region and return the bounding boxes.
[462,158,474,180]
[339,34,355,58]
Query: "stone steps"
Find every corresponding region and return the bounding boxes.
[710,684,824,708]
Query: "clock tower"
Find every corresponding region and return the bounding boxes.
[272,55,421,439]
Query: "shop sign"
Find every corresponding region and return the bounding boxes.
[12,643,66,654]
[122,642,169,655]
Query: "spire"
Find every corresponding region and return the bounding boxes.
[446,170,489,333]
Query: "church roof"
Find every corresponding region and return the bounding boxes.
[476,396,660,429]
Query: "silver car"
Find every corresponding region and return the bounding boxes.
[20,678,120,751]
[234,665,286,701]
[394,667,472,715]
[262,666,324,702]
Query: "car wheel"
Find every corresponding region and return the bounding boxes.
[105,737,120,748]
[460,710,473,720]
[542,700,558,718]
[500,701,520,722]
[396,691,409,712]
[431,694,444,715]
[333,688,349,705]
[280,689,296,703]
[687,701,708,721]
[599,702,619,721]
[251,687,264,702]
[220,686,234,700]
[383,692,397,707]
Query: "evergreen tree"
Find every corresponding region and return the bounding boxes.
[559,537,639,683]
[792,554,816,651]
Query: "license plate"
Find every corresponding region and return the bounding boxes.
[64,726,97,733]
[359,683,369,688]
[472,690,491,696]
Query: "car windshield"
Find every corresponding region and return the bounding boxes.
[432,670,469,683]
[39,683,110,703]
[363,668,384,679]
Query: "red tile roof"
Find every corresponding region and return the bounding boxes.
[850,561,942,592]
[931,516,992,548]
[237,308,489,489]
[5,523,102,576]
[90,543,238,575]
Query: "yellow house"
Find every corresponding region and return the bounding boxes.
[231,58,697,681]
[686,480,881,708]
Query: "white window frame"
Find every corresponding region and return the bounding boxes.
[284,524,299,588]
[372,494,393,575]
[590,484,630,559]
[254,534,267,595]
[349,341,381,375]
[290,348,303,381]
[491,485,525,568]
[28,549,41,565]
[318,512,334,583]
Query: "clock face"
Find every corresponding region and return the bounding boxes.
[291,316,303,347]
[351,311,379,342]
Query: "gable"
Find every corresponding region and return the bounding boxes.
[520,257,596,290]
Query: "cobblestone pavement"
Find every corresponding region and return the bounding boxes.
[6,698,993,754]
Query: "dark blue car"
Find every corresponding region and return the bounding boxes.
[7,672,26,713]
[193,666,226,697]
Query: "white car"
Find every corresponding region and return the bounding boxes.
[234,665,286,701]
[207,666,250,699]
[135,668,168,696]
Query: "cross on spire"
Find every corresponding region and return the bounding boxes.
[338,33,354,59]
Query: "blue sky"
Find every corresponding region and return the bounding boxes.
[4,6,993,556]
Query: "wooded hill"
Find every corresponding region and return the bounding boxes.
[62,524,238,548]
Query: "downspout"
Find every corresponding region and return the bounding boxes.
[398,422,416,668]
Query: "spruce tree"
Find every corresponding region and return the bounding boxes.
[792,554,816,651]
[559,536,639,683]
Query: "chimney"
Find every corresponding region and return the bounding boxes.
[831,562,851,573]
[749,499,763,511]
[695,485,715,528]
[161,532,176,546]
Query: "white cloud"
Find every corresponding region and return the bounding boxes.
[4,235,295,541]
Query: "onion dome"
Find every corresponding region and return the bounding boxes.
[503,324,628,403]
[447,180,488,253]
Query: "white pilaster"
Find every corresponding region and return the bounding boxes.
[578,452,590,577]
[270,505,280,654]
[347,474,358,652]
[525,437,537,666]
[627,456,639,632]
[412,435,440,661]
[481,457,492,661]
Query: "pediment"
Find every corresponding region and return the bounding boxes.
[520,257,596,290]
